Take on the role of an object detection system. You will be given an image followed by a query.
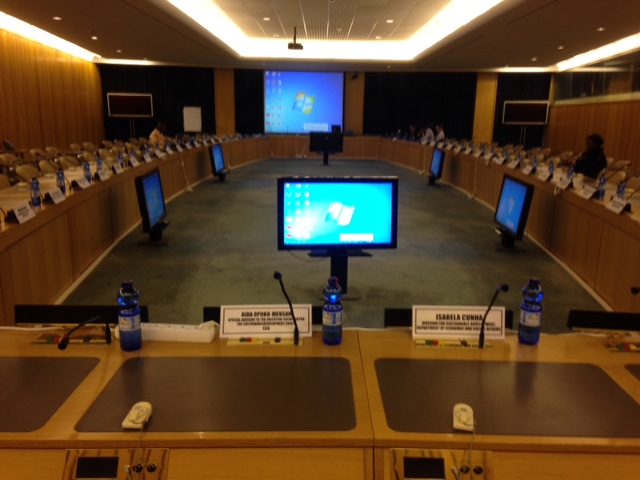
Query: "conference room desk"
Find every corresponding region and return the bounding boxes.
[0,330,373,480]
[0,147,212,325]
[359,329,640,480]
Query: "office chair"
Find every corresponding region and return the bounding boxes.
[16,164,40,182]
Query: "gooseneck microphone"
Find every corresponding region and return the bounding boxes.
[479,284,509,349]
[273,271,299,346]
[58,316,112,350]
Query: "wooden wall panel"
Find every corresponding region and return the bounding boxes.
[0,30,103,152]
[547,101,640,173]
[473,73,498,144]
[214,68,236,137]
[345,72,365,135]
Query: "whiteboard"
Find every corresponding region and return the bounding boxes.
[183,106,202,132]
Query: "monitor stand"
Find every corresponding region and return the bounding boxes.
[322,150,330,165]
[308,248,371,294]
[499,230,516,248]
[149,220,170,242]
[428,175,437,186]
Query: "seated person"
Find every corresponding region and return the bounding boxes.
[404,124,418,141]
[149,122,167,149]
[571,133,607,179]
[421,125,435,143]
[435,124,445,142]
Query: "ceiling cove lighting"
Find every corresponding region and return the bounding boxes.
[0,11,99,61]
[557,32,640,71]
[166,0,504,61]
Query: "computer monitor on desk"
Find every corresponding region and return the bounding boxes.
[493,175,534,248]
[428,148,445,185]
[135,169,169,241]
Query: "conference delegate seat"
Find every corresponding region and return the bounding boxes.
[82,151,97,165]
[82,142,98,153]
[625,176,640,192]
[0,174,11,190]
[70,143,83,153]
[59,155,81,170]
[607,170,626,186]
[38,160,58,175]
[46,146,60,156]
[102,140,114,149]
[15,164,40,183]
[29,148,49,160]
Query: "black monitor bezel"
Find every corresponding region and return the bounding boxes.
[277,176,399,251]
[134,168,167,233]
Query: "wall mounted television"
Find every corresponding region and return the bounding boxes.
[107,93,153,118]
[135,169,168,240]
[277,177,398,251]
[264,71,344,134]
[502,101,549,125]
[493,175,535,247]
[429,148,446,183]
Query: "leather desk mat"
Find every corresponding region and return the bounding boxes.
[0,357,99,432]
[375,359,640,437]
[76,357,356,432]
[626,364,640,382]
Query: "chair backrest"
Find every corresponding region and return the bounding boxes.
[0,153,17,167]
[0,174,11,190]
[16,164,40,182]
[59,156,80,170]
[625,176,640,190]
[38,160,58,175]
[70,143,82,152]
[46,146,60,155]
[83,142,97,152]
[29,148,47,159]
[82,151,97,164]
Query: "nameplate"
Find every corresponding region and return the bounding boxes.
[14,203,36,224]
[194,141,201,148]
[155,149,163,158]
[186,143,193,149]
[606,196,628,214]
[557,177,572,190]
[113,163,124,174]
[492,156,506,165]
[143,153,152,163]
[445,144,453,151]
[412,305,505,340]
[453,146,462,154]
[220,304,312,339]
[127,157,139,168]
[507,160,519,169]
[74,177,91,190]
[463,147,472,155]
[436,141,444,149]
[521,165,534,175]
[46,188,66,204]
[580,185,597,199]
[537,171,551,182]
[176,144,183,153]
[484,152,494,160]
[429,141,436,147]
[165,146,174,155]
[96,169,109,182]
[473,151,482,158]
[203,139,210,146]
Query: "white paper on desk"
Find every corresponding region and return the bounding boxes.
[143,153,152,163]
[113,164,124,174]
[47,188,65,204]
[521,165,534,175]
[580,185,597,199]
[14,202,36,224]
[507,160,519,169]
[606,196,627,214]
[220,304,312,339]
[412,305,505,340]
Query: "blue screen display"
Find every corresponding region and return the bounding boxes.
[264,71,344,134]
[430,148,445,178]
[142,172,166,227]
[280,180,396,247]
[495,177,528,235]
[211,144,225,173]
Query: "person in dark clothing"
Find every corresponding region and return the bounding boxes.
[572,133,607,179]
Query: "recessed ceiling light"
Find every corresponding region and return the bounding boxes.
[90,35,98,40]
[116,49,122,53]
[52,16,62,21]
[375,35,382,40]
[386,19,393,24]
[531,56,537,61]
[263,17,270,21]
[272,34,279,37]
[597,27,605,32]
[557,45,564,50]
[386,65,391,68]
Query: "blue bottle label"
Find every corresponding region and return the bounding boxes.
[520,310,541,327]
[118,313,141,331]
[323,309,342,327]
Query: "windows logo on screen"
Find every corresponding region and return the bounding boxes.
[292,92,315,114]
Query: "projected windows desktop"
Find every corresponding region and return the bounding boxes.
[264,71,344,134]
[281,181,395,248]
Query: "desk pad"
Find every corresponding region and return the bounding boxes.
[0,357,99,432]
[76,356,356,432]
[375,359,640,437]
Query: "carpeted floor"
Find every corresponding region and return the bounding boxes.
[63,158,604,333]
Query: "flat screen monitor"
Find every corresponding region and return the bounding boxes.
[135,169,167,233]
[264,71,344,134]
[107,93,153,118]
[208,143,226,175]
[309,132,344,153]
[277,177,398,250]
[493,175,535,240]
[502,101,549,125]
[429,148,445,179]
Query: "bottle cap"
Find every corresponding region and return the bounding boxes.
[528,277,540,287]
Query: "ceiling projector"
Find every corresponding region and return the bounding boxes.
[288,27,303,50]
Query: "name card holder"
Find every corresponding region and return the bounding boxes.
[143,153,152,163]
[507,160,519,169]
[45,188,66,204]
[14,203,36,224]
[154,149,163,159]
[220,304,312,342]
[436,141,445,149]
[165,146,174,155]
[473,151,482,158]
[445,144,453,151]
[113,163,124,175]
[521,165,534,175]
[537,170,551,182]
[463,147,472,155]
[453,146,462,154]
[606,196,628,214]
[176,144,184,153]
[96,169,109,182]
[484,152,494,161]
[129,157,140,168]
[492,156,506,165]
[580,185,597,199]
[412,305,506,346]
[557,177,572,190]
[73,177,91,190]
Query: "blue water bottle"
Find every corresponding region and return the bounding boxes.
[83,161,92,184]
[518,278,543,345]
[597,173,607,200]
[96,154,103,172]
[56,167,66,195]
[548,161,555,179]
[617,180,626,199]
[30,176,42,209]
[322,276,343,345]
[118,151,124,168]
[117,280,142,351]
